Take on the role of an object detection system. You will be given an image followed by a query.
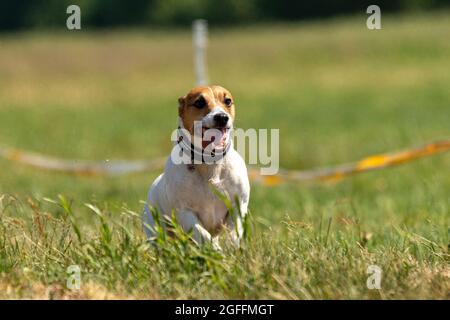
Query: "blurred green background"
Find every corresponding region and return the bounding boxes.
[0,9,449,215]
[0,0,448,224]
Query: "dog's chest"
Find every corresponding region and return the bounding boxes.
[181,171,231,233]
[167,163,241,233]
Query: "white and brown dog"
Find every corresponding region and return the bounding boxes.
[143,85,250,249]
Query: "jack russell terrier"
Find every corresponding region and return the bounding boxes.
[143,85,250,249]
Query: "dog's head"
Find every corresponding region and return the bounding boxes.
[178,85,235,148]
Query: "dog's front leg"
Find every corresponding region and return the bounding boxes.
[178,210,221,250]
[225,211,245,248]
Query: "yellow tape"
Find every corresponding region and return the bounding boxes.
[257,140,450,185]
[1,140,449,184]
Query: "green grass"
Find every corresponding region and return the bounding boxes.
[0,12,449,299]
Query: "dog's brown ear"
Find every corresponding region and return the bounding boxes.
[178,96,185,117]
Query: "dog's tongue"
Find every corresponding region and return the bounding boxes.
[202,128,228,149]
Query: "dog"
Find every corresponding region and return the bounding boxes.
[143,85,250,249]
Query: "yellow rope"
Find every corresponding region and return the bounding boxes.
[1,140,449,184]
[249,140,450,185]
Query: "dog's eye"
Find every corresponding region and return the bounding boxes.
[224,98,232,107]
[193,96,206,109]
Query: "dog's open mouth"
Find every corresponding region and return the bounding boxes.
[201,126,230,149]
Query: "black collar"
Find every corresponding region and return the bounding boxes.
[176,126,230,167]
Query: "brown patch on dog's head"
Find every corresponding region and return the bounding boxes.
[178,85,235,135]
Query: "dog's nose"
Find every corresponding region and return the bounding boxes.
[213,113,229,127]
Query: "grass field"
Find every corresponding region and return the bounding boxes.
[0,11,449,299]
